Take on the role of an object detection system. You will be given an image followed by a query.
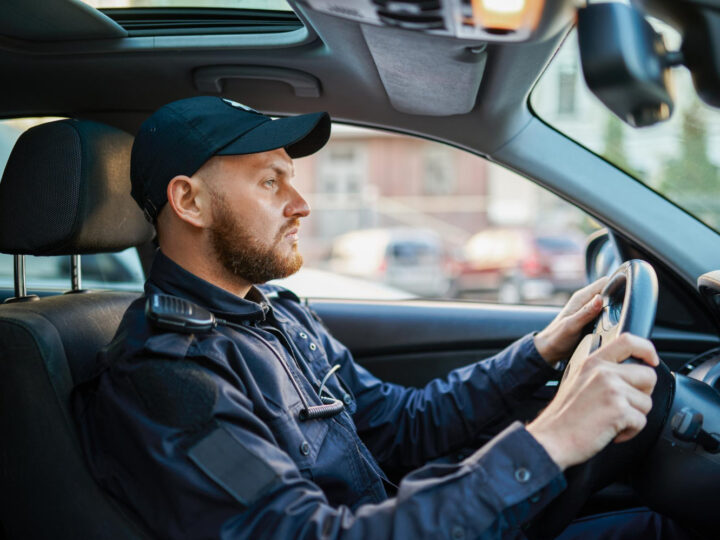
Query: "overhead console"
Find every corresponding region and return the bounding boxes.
[296,0,573,116]
[300,0,571,42]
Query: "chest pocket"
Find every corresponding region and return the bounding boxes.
[267,402,330,471]
[285,323,326,366]
[283,323,357,416]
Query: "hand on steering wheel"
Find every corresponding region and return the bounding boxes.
[532,277,608,366]
[528,333,659,469]
[527,260,674,538]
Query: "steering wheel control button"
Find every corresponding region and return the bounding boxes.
[299,441,311,456]
[514,467,531,483]
[451,525,465,540]
[299,332,307,339]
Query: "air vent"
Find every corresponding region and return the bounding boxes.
[372,0,444,30]
[100,8,303,36]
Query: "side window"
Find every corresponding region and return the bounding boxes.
[0,118,145,293]
[275,124,600,305]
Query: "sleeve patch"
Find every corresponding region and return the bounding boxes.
[188,425,280,507]
[129,360,217,428]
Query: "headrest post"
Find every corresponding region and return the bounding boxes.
[71,255,82,291]
[4,254,38,303]
[13,254,27,298]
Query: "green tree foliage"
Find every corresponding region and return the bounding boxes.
[601,114,642,178]
[659,101,720,229]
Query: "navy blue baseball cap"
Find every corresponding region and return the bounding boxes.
[130,96,331,222]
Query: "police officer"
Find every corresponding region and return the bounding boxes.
[73,96,689,539]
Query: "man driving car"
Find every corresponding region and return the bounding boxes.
[72,96,694,539]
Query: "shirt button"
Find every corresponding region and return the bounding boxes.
[343,393,353,405]
[309,343,317,351]
[451,525,465,540]
[300,441,310,456]
[515,467,532,483]
[299,332,308,339]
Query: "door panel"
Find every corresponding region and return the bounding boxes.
[310,299,720,387]
[311,299,557,356]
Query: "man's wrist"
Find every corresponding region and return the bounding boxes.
[526,420,571,471]
[533,331,562,367]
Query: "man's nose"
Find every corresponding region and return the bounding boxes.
[284,186,310,218]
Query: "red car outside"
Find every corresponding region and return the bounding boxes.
[452,228,586,304]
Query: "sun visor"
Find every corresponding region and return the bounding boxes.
[361,24,487,116]
[0,0,126,41]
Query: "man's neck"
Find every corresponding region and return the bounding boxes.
[160,246,253,299]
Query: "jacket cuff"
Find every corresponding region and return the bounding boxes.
[461,421,566,536]
[523,332,562,377]
[497,334,562,403]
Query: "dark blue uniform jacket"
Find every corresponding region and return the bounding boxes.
[73,251,566,539]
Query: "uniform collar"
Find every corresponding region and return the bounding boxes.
[146,250,272,323]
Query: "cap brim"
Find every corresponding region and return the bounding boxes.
[216,111,331,159]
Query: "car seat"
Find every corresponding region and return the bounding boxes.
[0,119,155,538]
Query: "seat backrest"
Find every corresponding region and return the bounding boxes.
[0,119,154,539]
[0,293,148,539]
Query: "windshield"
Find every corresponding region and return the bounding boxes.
[531,25,720,234]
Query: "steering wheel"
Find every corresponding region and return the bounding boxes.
[529,259,675,538]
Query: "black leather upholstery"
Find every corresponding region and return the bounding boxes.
[0,119,153,255]
[0,119,154,539]
[0,293,152,539]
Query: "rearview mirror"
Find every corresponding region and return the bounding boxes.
[577,2,676,127]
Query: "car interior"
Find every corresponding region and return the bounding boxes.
[3,0,720,538]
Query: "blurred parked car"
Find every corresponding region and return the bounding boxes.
[328,228,452,298]
[453,228,586,303]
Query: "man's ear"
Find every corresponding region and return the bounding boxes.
[166,175,212,228]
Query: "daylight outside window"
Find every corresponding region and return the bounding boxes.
[532,26,720,234]
[271,124,598,304]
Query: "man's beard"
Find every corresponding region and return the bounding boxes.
[208,191,303,284]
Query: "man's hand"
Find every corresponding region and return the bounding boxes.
[533,277,608,365]
[527,333,659,470]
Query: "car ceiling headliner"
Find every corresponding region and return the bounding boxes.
[0,0,571,156]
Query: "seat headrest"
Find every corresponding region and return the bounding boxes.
[0,119,153,255]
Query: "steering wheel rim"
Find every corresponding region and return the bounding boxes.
[529,259,675,538]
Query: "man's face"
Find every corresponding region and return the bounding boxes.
[201,148,310,284]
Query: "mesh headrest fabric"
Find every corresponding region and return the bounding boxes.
[0,119,153,255]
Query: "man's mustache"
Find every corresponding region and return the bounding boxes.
[278,219,301,238]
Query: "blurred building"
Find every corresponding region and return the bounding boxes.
[293,125,493,261]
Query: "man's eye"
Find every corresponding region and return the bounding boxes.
[263,178,276,188]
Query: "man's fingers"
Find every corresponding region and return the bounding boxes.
[613,386,653,443]
[597,333,660,368]
[609,361,658,394]
[567,294,603,331]
[568,277,609,311]
[613,407,648,443]
[624,384,654,413]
